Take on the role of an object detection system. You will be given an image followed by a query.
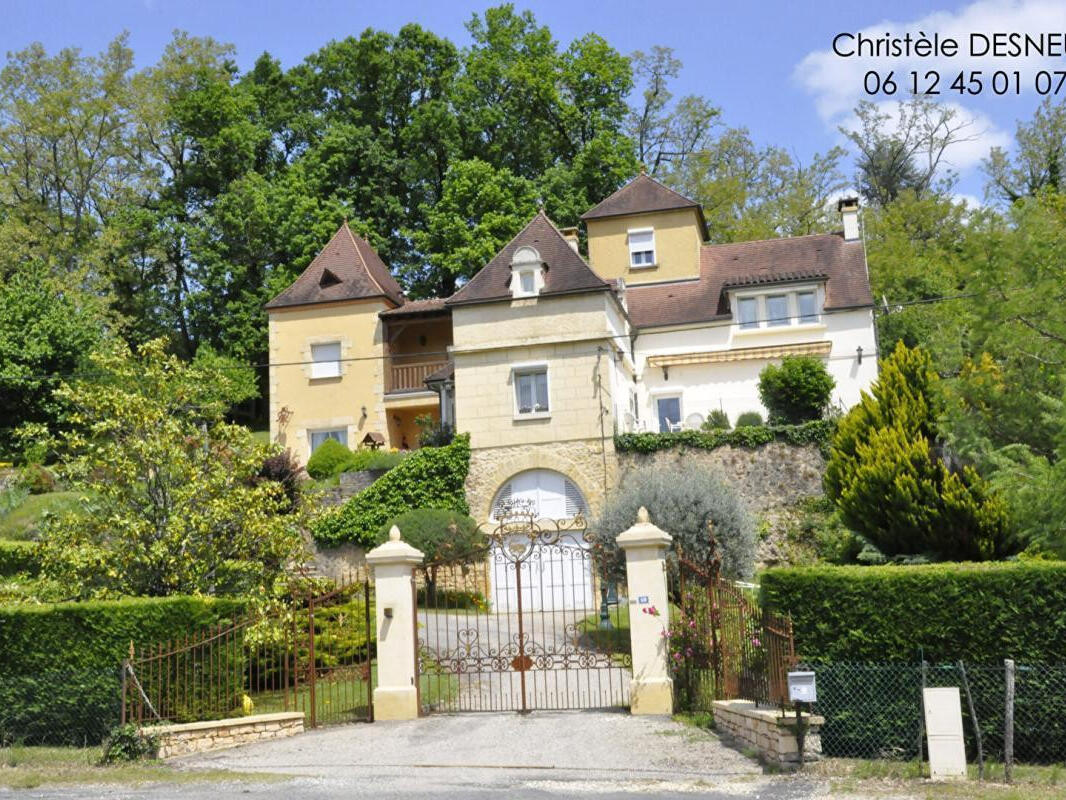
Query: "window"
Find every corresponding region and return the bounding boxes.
[514,367,549,415]
[520,271,535,294]
[310,428,346,453]
[656,396,681,433]
[511,246,542,297]
[797,291,817,323]
[310,342,341,379]
[628,229,655,268]
[738,297,759,329]
[766,295,789,326]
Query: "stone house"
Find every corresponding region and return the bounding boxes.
[266,174,877,525]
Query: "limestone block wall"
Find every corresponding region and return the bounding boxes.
[149,712,305,758]
[712,700,822,767]
[465,439,615,522]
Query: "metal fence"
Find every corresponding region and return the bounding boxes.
[799,661,1066,766]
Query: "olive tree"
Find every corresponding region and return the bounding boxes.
[592,464,755,582]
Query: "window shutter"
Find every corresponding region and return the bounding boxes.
[564,480,586,517]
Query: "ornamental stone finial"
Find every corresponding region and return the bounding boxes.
[637,506,650,524]
[389,525,401,542]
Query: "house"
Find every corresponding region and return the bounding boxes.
[267,175,877,526]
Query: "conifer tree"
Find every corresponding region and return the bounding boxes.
[824,342,1013,560]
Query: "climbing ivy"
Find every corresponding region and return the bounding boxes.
[312,434,471,547]
[614,420,836,455]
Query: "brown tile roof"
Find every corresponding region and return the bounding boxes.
[379,298,449,318]
[625,232,873,329]
[446,211,610,306]
[266,222,404,309]
[580,173,708,237]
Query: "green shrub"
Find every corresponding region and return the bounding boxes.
[305,438,352,479]
[17,463,55,494]
[100,723,159,763]
[824,343,1013,561]
[592,463,755,581]
[0,596,246,745]
[380,508,484,606]
[735,411,764,427]
[761,561,1066,663]
[615,420,834,454]
[0,540,39,576]
[701,410,730,430]
[312,435,471,547]
[341,448,408,473]
[758,356,835,424]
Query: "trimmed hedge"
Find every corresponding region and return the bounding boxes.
[0,540,38,576]
[312,434,471,547]
[615,419,835,455]
[761,561,1066,663]
[0,595,246,744]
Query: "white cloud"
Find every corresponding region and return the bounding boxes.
[795,0,1066,121]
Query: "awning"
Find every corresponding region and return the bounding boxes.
[646,340,832,369]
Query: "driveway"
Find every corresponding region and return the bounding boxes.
[15,712,834,799]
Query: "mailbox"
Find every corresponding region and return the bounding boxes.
[788,670,817,704]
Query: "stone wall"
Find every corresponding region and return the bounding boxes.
[712,700,822,767]
[148,712,304,758]
[307,469,384,578]
[465,438,615,521]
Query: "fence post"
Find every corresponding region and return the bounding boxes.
[617,506,673,715]
[366,525,424,721]
[1004,659,1015,783]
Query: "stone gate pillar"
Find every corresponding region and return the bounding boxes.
[366,525,424,721]
[617,506,674,715]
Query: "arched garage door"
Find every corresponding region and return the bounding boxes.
[490,469,591,612]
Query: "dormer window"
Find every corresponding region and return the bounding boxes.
[628,228,655,268]
[732,286,825,331]
[510,245,543,298]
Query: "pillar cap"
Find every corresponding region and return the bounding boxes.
[616,506,672,550]
[366,525,425,566]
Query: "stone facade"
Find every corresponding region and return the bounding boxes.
[148,712,304,758]
[465,438,615,522]
[712,700,822,767]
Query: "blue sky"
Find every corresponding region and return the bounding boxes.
[4,0,1064,202]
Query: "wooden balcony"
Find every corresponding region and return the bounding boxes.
[386,359,449,394]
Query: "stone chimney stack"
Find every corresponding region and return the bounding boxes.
[560,226,580,252]
[838,197,860,241]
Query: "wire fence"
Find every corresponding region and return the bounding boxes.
[799,661,1066,765]
[0,667,123,747]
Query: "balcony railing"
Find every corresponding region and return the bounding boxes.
[386,359,449,394]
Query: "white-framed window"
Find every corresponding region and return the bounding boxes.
[309,428,346,453]
[655,395,682,433]
[766,295,789,327]
[520,271,535,294]
[511,246,542,297]
[732,287,823,330]
[514,366,550,416]
[737,297,759,329]
[310,341,341,379]
[628,228,655,268]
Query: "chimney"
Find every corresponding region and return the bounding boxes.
[837,197,860,241]
[560,226,580,252]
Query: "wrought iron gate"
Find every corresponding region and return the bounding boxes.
[416,509,630,713]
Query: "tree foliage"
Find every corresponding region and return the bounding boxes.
[35,339,307,598]
[824,343,1012,561]
[758,356,835,424]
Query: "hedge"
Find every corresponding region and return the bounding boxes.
[0,540,39,576]
[615,419,835,455]
[0,595,246,745]
[760,561,1066,664]
[312,434,471,547]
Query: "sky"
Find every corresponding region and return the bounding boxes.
[4,0,1065,203]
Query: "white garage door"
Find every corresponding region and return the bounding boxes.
[490,470,592,612]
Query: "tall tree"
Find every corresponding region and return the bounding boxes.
[984,98,1066,203]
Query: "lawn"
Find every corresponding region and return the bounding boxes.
[578,602,631,655]
[0,745,283,789]
[811,757,1066,800]
[0,490,79,540]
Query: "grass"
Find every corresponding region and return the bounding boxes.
[0,745,283,789]
[0,490,79,540]
[249,429,271,445]
[812,757,1066,800]
[577,602,631,654]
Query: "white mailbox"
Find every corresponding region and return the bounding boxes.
[788,670,817,704]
